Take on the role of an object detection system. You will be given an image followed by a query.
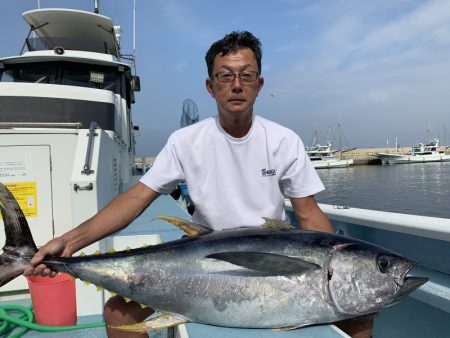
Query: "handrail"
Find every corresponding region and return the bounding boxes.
[82,121,99,175]
[0,122,83,128]
[285,200,450,242]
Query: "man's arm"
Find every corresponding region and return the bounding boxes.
[24,182,160,276]
[289,195,334,233]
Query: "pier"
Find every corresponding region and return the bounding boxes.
[134,145,450,168]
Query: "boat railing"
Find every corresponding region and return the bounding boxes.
[318,203,450,241]
[0,122,83,129]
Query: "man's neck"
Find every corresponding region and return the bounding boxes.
[219,114,253,138]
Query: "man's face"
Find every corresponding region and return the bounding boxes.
[206,48,264,119]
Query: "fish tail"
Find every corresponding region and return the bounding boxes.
[0,183,38,287]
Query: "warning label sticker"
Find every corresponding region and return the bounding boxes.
[1,182,38,218]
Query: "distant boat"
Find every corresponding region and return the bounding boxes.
[306,141,354,169]
[374,138,450,164]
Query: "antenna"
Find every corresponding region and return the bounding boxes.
[33,0,41,40]
[116,0,137,72]
[133,0,136,73]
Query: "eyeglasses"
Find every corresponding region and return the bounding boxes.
[214,71,259,83]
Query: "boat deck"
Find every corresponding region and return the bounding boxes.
[1,195,347,338]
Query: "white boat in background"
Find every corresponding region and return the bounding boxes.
[306,141,354,169]
[375,138,450,164]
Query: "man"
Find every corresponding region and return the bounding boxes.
[24,31,372,338]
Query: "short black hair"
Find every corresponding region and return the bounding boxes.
[205,31,262,78]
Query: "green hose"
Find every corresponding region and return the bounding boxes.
[0,304,33,338]
[0,304,105,338]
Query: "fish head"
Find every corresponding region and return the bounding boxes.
[327,243,427,315]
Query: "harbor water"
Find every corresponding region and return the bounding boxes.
[315,162,450,219]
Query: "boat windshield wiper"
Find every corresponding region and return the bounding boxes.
[35,75,48,83]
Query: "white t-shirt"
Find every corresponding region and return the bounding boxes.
[140,115,324,230]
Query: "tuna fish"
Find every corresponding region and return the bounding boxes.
[0,182,427,332]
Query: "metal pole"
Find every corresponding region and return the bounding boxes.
[133,0,137,73]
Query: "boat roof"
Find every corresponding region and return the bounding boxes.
[22,8,119,58]
[0,51,130,69]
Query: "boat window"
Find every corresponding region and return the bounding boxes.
[60,62,121,93]
[26,37,110,55]
[0,61,122,94]
[0,62,55,84]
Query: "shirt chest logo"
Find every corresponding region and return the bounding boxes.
[261,168,276,177]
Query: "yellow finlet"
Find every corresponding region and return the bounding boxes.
[94,250,102,255]
[96,285,104,292]
[140,303,148,309]
[125,246,132,252]
[108,290,117,296]
[107,248,116,254]
[124,297,132,303]
[79,252,86,257]
[83,280,91,286]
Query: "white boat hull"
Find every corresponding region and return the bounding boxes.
[311,158,354,169]
[373,153,403,165]
[387,154,450,164]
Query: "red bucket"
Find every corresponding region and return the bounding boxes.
[27,273,77,326]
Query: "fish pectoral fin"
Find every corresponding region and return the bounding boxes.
[206,252,321,275]
[261,217,295,230]
[110,313,187,332]
[156,216,212,236]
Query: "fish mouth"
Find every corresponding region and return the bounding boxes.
[394,274,428,299]
[393,262,427,298]
[403,276,428,289]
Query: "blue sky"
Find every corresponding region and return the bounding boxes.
[2,0,450,156]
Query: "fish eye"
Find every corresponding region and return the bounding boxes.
[377,255,392,272]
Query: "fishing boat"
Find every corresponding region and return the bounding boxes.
[0,5,449,338]
[374,138,450,164]
[0,6,141,316]
[306,142,354,169]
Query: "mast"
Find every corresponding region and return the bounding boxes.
[444,123,448,154]
[338,122,342,159]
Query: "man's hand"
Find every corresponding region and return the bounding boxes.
[22,183,160,278]
[23,237,70,277]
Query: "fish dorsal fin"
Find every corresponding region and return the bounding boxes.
[206,252,321,275]
[156,216,212,237]
[262,217,295,230]
[111,313,187,332]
